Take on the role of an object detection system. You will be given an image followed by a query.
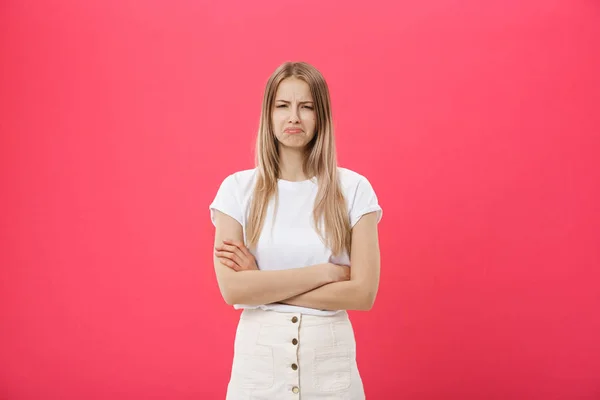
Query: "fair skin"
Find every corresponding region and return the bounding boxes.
[272,77,316,181]
[212,212,351,306]
[214,211,380,310]
[212,77,380,310]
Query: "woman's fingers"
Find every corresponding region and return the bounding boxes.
[223,239,252,257]
[217,242,245,259]
[216,243,244,262]
[215,250,243,266]
[216,239,257,270]
[220,240,252,263]
[218,256,242,271]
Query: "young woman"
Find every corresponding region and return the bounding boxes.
[209,61,382,399]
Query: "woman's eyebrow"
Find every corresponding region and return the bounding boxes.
[275,100,314,104]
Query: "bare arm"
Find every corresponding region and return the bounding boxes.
[212,210,344,306]
[280,211,381,311]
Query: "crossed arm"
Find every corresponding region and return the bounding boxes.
[212,210,381,311]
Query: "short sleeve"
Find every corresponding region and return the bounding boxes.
[349,176,383,228]
[209,174,243,227]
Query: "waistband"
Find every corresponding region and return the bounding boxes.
[240,308,349,327]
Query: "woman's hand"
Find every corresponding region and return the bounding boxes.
[325,262,351,283]
[215,239,259,271]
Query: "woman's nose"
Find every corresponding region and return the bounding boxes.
[288,108,300,122]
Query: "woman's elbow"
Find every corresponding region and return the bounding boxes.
[217,273,245,305]
[349,275,378,311]
[222,287,254,306]
[220,289,237,305]
[357,289,377,311]
[219,282,240,305]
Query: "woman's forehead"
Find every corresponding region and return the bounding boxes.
[276,78,311,97]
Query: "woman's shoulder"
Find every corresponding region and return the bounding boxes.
[228,167,258,183]
[219,166,374,193]
[216,167,259,196]
[337,166,383,225]
[337,166,370,187]
[336,166,380,201]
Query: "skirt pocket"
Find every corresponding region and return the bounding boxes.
[313,346,352,392]
[231,344,274,390]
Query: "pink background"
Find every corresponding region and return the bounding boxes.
[1,0,599,399]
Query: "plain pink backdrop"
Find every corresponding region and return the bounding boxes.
[1,0,599,399]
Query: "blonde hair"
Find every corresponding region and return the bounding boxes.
[245,61,351,257]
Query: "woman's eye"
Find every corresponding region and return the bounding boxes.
[275,104,312,109]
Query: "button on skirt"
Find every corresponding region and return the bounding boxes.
[225,309,366,399]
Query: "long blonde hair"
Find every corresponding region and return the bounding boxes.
[245,61,351,257]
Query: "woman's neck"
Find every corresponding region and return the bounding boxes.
[278,147,308,182]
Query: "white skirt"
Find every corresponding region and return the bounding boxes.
[226,308,366,400]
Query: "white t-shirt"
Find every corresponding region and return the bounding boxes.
[209,166,383,316]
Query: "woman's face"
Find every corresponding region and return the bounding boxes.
[272,77,317,150]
